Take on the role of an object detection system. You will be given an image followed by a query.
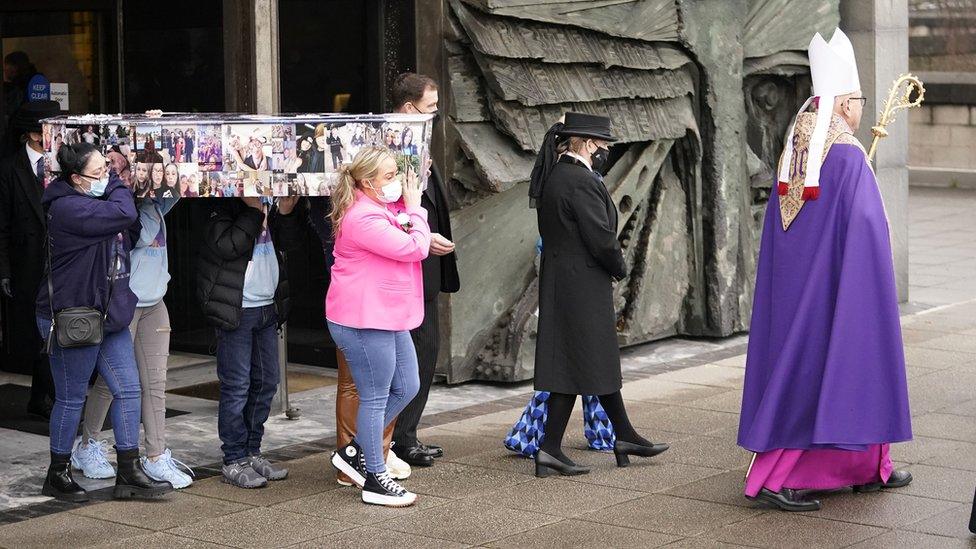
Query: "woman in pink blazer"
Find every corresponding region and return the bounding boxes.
[326,146,429,508]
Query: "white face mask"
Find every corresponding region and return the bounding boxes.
[369,178,402,203]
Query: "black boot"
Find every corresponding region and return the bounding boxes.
[113,448,173,499]
[534,450,590,478]
[41,452,88,502]
[613,440,670,467]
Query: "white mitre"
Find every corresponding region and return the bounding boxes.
[777,28,861,198]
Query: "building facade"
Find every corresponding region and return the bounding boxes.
[0,1,908,384]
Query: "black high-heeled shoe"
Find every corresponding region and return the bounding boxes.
[613,440,670,467]
[534,450,590,478]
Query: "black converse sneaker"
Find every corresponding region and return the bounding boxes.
[331,441,367,488]
[362,470,417,507]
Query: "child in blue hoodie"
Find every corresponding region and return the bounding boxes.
[75,193,194,489]
[35,143,172,502]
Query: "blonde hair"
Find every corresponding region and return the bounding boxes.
[329,146,397,236]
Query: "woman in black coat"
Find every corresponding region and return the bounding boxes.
[529,112,669,477]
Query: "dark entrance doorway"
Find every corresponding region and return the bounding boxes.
[0,1,120,373]
[270,0,417,367]
[0,0,417,371]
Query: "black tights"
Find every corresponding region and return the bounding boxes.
[539,391,650,462]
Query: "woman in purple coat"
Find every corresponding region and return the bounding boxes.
[36,143,172,502]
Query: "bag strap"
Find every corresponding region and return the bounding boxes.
[46,233,54,320]
[102,234,120,320]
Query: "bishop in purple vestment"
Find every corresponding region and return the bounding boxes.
[737,29,913,512]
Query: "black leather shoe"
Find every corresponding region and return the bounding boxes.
[747,488,821,512]
[419,442,444,459]
[853,470,913,493]
[534,450,590,478]
[41,453,88,502]
[613,439,670,467]
[113,449,173,499]
[395,445,434,467]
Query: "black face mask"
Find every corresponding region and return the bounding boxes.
[590,146,610,176]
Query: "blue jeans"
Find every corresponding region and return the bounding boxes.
[216,305,280,464]
[327,320,420,473]
[36,316,142,455]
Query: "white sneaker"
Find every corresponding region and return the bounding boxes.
[70,438,115,479]
[141,449,194,489]
[387,450,411,480]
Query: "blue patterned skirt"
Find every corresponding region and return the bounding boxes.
[503,392,616,457]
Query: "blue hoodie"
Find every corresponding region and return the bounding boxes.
[129,197,179,307]
[36,174,139,333]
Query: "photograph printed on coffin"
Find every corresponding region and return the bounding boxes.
[130,162,153,198]
[176,163,201,197]
[213,171,244,197]
[272,173,290,196]
[295,122,351,173]
[270,123,293,141]
[199,171,224,197]
[224,124,273,172]
[134,124,163,163]
[320,172,339,196]
[105,147,132,189]
[280,140,302,173]
[161,125,197,164]
[43,122,66,178]
[79,124,100,147]
[243,171,271,197]
[101,123,132,150]
[196,124,223,171]
[103,123,135,187]
[295,172,329,196]
[385,121,427,186]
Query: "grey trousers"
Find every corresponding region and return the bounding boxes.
[82,301,171,457]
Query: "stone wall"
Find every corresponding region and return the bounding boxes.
[910,104,976,176]
[430,0,845,384]
[905,69,976,190]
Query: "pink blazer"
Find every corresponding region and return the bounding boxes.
[325,190,431,331]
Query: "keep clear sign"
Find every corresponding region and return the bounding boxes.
[27,74,50,101]
[50,83,69,110]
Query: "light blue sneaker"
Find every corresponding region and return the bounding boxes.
[70,438,116,479]
[141,449,194,489]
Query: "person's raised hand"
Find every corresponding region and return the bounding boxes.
[402,167,422,210]
[277,196,299,214]
[1,278,12,299]
[429,233,455,256]
[242,197,264,210]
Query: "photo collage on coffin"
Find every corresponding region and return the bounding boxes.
[41,114,433,197]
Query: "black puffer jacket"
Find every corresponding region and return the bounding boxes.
[196,199,302,330]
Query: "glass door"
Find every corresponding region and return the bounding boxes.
[0,3,119,145]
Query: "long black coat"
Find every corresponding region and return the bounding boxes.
[420,165,459,301]
[534,156,626,395]
[0,147,46,373]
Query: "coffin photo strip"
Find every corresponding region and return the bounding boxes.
[41,113,433,197]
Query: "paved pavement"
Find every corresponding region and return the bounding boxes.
[0,186,973,548]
